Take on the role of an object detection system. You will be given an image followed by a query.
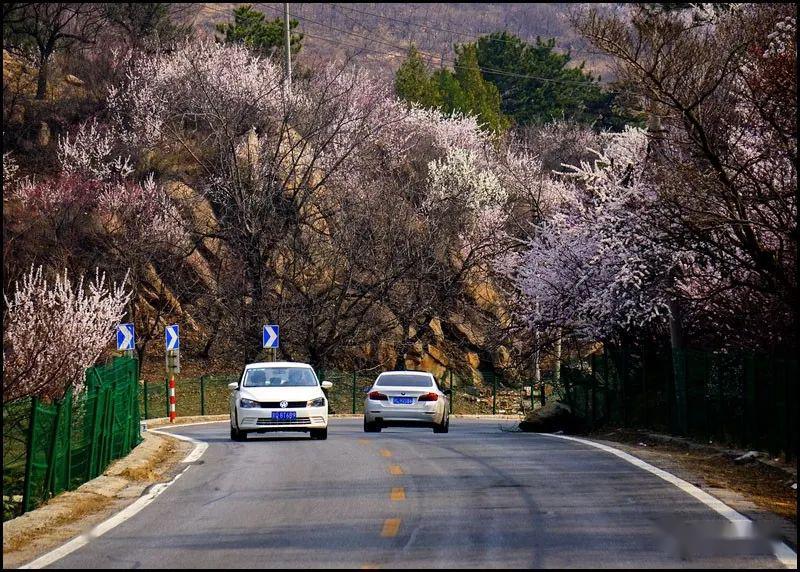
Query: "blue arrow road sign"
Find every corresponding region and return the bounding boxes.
[263,325,279,349]
[117,323,135,351]
[165,324,180,351]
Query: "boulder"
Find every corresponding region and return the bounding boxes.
[64,74,84,87]
[35,121,50,147]
[518,401,582,433]
[429,317,444,339]
[426,344,448,366]
[494,345,511,368]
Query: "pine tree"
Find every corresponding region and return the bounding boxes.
[216,4,302,59]
[394,45,441,108]
[394,44,509,133]
[452,44,510,132]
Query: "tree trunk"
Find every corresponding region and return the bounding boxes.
[668,299,688,435]
[553,327,562,387]
[533,329,544,406]
[36,53,50,100]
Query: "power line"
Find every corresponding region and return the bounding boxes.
[325,2,532,47]
[200,3,634,95]
[252,3,620,92]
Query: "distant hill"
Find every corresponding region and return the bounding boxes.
[191,3,616,82]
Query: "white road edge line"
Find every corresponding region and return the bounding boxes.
[539,433,797,569]
[19,423,216,569]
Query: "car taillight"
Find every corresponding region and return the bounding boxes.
[417,392,438,401]
[368,391,388,401]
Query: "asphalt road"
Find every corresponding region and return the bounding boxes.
[46,419,785,569]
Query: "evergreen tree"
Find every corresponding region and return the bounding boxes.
[394,45,441,108]
[452,43,510,132]
[216,4,302,59]
[475,32,629,129]
[394,44,509,133]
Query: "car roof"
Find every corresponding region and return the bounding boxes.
[377,371,434,378]
[244,361,314,369]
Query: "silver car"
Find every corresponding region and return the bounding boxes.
[363,371,450,433]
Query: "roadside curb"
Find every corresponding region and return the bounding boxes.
[2,431,192,569]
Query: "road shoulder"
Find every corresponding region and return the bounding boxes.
[582,429,797,552]
[2,431,192,569]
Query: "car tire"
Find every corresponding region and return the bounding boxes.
[230,425,247,441]
[310,428,328,440]
[364,419,380,433]
[433,415,448,434]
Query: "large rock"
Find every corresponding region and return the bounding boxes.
[63,74,84,87]
[518,401,582,433]
[429,317,444,340]
[35,121,50,147]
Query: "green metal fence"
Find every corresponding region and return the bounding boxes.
[553,345,797,459]
[148,368,538,421]
[2,356,141,521]
[140,374,238,419]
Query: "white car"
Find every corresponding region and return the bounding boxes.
[363,371,450,433]
[228,362,332,441]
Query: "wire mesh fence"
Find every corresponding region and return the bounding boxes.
[140,368,539,420]
[2,356,141,521]
[140,374,238,419]
[552,345,797,459]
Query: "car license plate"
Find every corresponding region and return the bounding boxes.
[393,397,413,405]
[271,411,297,421]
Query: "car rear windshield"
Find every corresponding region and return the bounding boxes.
[242,367,318,387]
[375,374,434,387]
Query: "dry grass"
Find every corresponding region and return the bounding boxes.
[116,437,181,482]
[3,493,112,553]
[594,428,797,524]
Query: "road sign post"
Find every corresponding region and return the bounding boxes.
[263,325,279,361]
[165,325,180,423]
[117,323,135,351]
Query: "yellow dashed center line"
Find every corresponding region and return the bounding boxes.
[390,487,406,501]
[379,449,393,458]
[388,464,404,475]
[381,518,401,537]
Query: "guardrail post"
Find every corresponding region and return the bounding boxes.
[351,371,356,414]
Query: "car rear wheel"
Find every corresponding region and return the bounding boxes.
[433,414,449,434]
[310,428,328,440]
[363,419,381,433]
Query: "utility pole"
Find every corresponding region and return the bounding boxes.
[283,3,292,97]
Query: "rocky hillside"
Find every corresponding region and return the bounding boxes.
[192,3,615,81]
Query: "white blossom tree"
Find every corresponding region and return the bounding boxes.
[3,265,131,402]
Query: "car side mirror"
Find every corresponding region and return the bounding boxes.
[321,381,333,389]
[443,389,452,396]
[227,382,238,390]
